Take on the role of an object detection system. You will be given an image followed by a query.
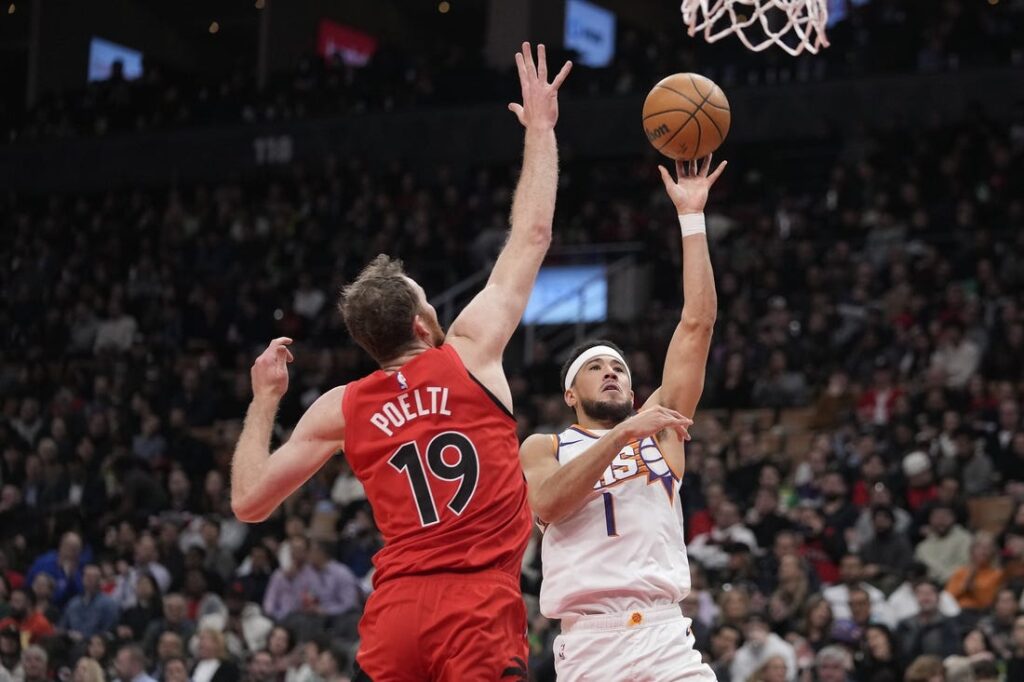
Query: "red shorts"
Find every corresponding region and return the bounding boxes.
[353,570,528,682]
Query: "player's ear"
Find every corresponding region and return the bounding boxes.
[411,315,429,343]
[564,388,576,408]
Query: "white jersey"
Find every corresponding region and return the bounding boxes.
[539,425,692,619]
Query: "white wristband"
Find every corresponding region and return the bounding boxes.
[679,213,706,238]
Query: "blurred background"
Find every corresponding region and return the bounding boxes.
[0,1,1023,681]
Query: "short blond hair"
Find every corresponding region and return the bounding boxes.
[74,657,105,682]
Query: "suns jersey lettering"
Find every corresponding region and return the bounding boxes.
[539,426,692,619]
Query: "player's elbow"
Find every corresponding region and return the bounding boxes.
[522,222,552,249]
[680,310,716,335]
[231,493,268,524]
[531,495,573,526]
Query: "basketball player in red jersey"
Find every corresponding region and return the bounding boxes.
[230,44,571,681]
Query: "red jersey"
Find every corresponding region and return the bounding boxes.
[342,344,532,588]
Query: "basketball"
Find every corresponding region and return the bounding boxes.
[642,73,731,161]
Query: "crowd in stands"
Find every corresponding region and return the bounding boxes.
[2,16,1024,682]
[4,0,1022,143]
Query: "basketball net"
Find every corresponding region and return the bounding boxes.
[680,0,830,57]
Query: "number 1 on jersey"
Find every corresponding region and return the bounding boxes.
[602,492,619,537]
[389,431,480,527]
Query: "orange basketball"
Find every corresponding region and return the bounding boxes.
[642,73,731,161]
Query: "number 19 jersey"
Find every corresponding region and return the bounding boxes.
[341,343,532,589]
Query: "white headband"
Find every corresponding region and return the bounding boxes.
[564,345,631,392]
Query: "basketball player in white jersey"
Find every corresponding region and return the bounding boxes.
[519,155,726,681]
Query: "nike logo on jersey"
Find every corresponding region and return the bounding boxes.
[559,439,583,447]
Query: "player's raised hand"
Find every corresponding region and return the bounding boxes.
[617,406,693,443]
[251,337,294,401]
[508,42,572,130]
[658,154,727,215]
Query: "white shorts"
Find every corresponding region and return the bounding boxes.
[552,604,717,682]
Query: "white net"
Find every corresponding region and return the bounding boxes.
[680,0,830,57]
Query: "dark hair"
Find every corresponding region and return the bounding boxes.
[312,539,335,556]
[320,645,348,672]
[871,506,895,523]
[710,623,744,647]
[340,254,420,365]
[269,625,294,652]
[971,659,999,680]
[560,339,627,390]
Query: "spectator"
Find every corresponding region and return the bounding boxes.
[847,481,913,544]
[746,655,787,682]
[330,460,366,510]
[113,536,171,607]
[197,519,235,585]
[285,638,323,682]
[707,623,742,682]
[859,506,915,594]
[745,487,792,550]
[30,573,59,624]
[160,657,189,682]
[814,645,853,682]
[313,646,350,682]
[688,501,758,572]
[118,574,162,642]
[855,624,902,682]
[0,628,22,680]
[1006,615,1024,681]
[73,656,106,682]
[752,350,808,408]
[970,658,999,682]
[902,655,944,682]
[822,555,891,626]
[730,615,797,682]
[901,453,938,514]
[235,546,274,606]
[930,322,980,389]
[194,581,272,658]
[0,589,54,646]
[887,563,961,624]
[895,581,960,665]
[21,645,48,682]
[24,532,86,608]
[800,595,835,653]
[945,531,1005,613]
[60,564,120,641]
[113,645,156,682]
[914,504,972,584]
[141,594,195,660]
[961,628,995,658]
[190,628,238,682]
[976,587,1017,659]
[261,538,317,624]
[152,632,184,681]
[247,651,277,682]
[305,540,360,633]
[264,626,294,679]
[85,634,113,677]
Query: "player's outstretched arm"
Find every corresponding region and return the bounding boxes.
[520,408,691,525]
[230,338,346,523]
[646,156,727,419]
[447,43,571,393]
